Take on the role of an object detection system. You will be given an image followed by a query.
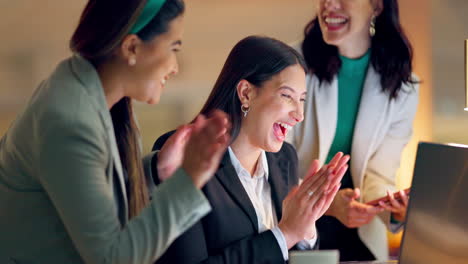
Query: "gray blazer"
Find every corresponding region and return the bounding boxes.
[0,55,211,264]
[288,65,419,260]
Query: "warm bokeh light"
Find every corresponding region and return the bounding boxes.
[389,0,433,256]
[397,0,433,188]
[388,230,404,259]
[465,39,468,112]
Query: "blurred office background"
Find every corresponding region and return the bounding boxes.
[0,0,467,249]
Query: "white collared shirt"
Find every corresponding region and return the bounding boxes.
[228,147,317,261]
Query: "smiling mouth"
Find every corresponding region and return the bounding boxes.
[273,122,292,141]
[324,16,348,30]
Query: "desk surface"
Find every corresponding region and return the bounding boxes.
[340,261,398,264]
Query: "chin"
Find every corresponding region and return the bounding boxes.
[323,35,344,46]
[320,23,350,45]
[265,141,283,153]
[147,91,162,105]
[149,95,161,104]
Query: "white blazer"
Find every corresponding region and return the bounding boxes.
[288,64,419,260]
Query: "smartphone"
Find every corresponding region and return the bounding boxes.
[365,188,410,207]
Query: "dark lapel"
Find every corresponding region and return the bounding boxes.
[215,152,259,232]
[266,152,290,221]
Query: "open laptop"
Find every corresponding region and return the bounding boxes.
[398,142,468,264]
[317,142,468,264]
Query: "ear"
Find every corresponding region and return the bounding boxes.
[236,79,256,106]
[119,34,143,66]
[372,0,384,17]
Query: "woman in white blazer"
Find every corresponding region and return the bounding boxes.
[288,0,418,261]
[0,0,230,263]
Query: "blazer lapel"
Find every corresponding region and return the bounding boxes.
[216,153,259,232]
[314,77,339,164]
[102,114,129,224]
[70,55,129,224]
[266,152,290,221]
[351,66,389,190]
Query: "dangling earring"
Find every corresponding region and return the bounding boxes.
[241,104,250,117]
[129,57,136,66]
[369,16,376,37]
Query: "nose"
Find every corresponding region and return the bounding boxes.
[323,0,341,10]
[171,60,179,76]
[291,103,304,123]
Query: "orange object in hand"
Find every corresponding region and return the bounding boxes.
[366,188,410,207]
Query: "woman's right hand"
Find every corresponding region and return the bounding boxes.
[182,110,231,189]
[326,188,384,228]
[278,153,349,249]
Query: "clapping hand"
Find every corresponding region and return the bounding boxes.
[157,124,193,181]
[278,152,349,248]
[182,110,231,188]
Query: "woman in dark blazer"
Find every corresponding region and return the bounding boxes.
[152,36,350,264]
[0,0,230,263]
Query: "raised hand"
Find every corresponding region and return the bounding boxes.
[278,153,350,249]
[182,110,231,189]
[311,152,350,218]
[279,165,333,248]
[157,124,192,181]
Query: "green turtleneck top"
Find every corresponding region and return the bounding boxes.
[325,50,371,165]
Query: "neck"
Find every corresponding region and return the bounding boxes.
[97,61,126,109]
[230,131,263,177]
[338,35,371,59]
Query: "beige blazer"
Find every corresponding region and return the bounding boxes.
[288,65,419,260]
[0,55,211,264]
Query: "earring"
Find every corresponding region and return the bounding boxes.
[369,17,376,37]
[129,57,136,66]
[241,104,250,117]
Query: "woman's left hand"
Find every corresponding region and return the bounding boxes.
[378,190,409,222]
[310,152,350,218]
[157,124,193,181]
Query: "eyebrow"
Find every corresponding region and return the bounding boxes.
[279,86,307,96]
[172,40,182,46]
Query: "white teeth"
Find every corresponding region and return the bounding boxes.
[325,17,347,24]
[277,122,292,133]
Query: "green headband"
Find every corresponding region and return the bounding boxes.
[129,0,167,34]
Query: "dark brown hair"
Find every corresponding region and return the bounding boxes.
[302,0,417,99]
[70,0,185,218]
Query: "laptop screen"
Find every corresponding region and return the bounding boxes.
[399,142,468,264]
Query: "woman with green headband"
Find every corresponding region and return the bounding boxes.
[0,0,230,263]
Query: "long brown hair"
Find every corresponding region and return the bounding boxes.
[69,0,185,218]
